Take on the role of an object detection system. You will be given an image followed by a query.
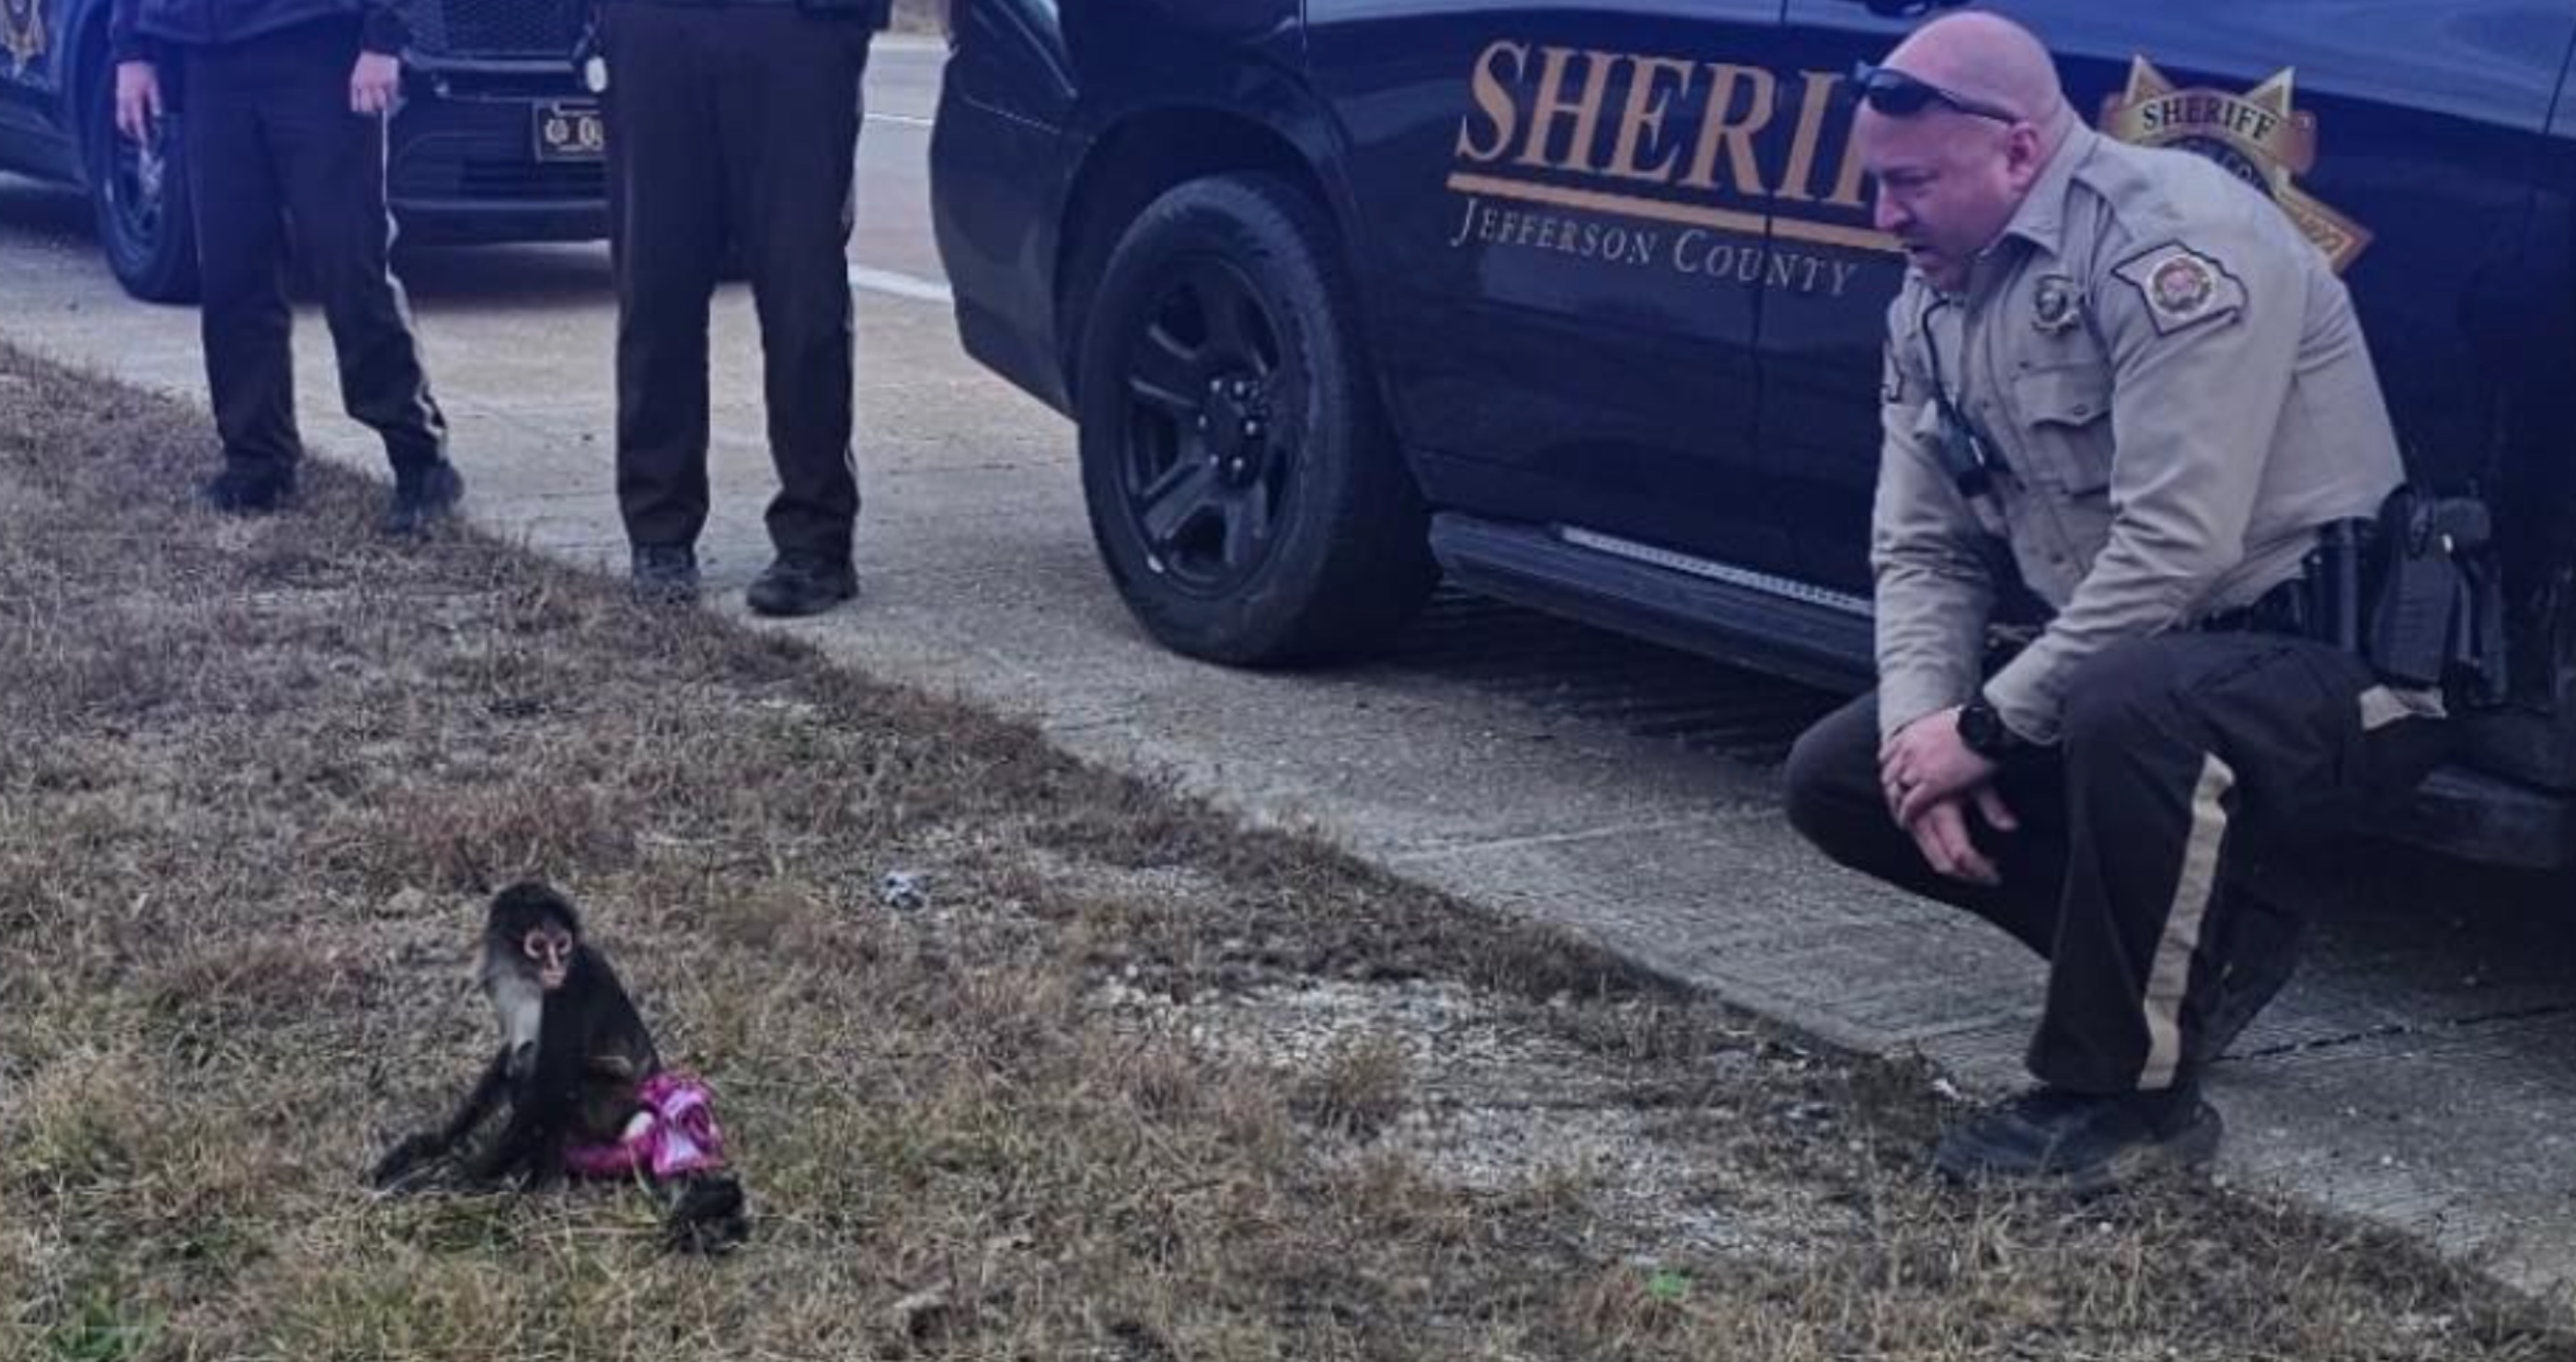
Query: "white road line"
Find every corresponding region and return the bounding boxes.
[867,111,937,128]
[847,263,954,305]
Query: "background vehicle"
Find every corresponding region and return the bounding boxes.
[931,0,2576,870]
[0,0,607,302]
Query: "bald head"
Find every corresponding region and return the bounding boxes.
[1883,11,2072,134]
[1854,13,2077,292]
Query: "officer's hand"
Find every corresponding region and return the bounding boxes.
[1880,705,2004,826]
[1901,796,2004,887]
[113,62,161,144]
[350,52,401,116]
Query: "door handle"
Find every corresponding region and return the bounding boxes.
[1862,0,1970,17]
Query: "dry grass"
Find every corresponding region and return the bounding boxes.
[1,342,2571,1360]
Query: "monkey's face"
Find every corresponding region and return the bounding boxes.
[523,926,575,991]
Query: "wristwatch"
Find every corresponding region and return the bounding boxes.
[1955,695,2025,762]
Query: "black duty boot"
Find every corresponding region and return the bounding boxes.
[2196,941,2301,1063]
[630,543,701,605]
[1932,1085,2222,1195]
[200,465,296,514]
[745,554,859,618]
[379,460,466,537]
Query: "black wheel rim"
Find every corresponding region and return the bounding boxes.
[1111,255,1303,596]
[106,120,176,265]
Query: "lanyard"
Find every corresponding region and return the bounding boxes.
[1919,296,2010,501]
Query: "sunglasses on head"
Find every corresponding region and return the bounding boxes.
[1849,63,2021,123]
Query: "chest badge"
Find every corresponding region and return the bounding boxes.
[2031,275,2080,335]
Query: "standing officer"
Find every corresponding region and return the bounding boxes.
[599,0,888,614]
[1784,13,2445,1191]
[111,0,464,536]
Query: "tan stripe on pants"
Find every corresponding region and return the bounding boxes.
[2138,753,2239,1091]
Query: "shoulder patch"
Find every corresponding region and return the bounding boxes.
[2112,243,2246,336]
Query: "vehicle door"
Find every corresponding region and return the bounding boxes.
[1307,0,1814,578]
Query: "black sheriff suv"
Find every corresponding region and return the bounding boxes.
[930,0,2576,872]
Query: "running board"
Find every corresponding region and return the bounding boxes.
[1429,514,1877,693]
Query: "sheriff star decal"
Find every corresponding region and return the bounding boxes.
[2114,244,2245,335]
[1,0,46,73]
[2100,57,2372,272]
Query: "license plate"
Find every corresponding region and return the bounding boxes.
[534,101,605,162]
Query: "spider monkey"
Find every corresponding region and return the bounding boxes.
[370,882,747,1252]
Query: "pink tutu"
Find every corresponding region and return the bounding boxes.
[562,1072,730,1182]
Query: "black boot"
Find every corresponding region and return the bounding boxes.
[2194,895,2308,1064]
[1932,1085,2222,1195]
[379,461,466,537]
[2197,940,2301,1063]
[745,554,859,618]
[200,465,296,514]
[630,543,701,605]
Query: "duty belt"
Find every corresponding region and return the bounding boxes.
[2192,577,2313,637]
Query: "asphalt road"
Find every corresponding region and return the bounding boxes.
[6,35,2576,1294]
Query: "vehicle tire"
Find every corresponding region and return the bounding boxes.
[82,56,200,305]
[1075,172,1436,666]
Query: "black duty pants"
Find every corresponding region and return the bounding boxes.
[181,17,448,479]
[1785,634,2448,1094]
[603,3,871,562]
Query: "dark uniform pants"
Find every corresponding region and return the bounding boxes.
[181,18,448,478]
[602,3,871,562]
[1785,633,2448,1094]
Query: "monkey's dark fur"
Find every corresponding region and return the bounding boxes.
[370,882,748,1252]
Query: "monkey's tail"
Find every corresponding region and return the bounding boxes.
[663,1172,751,1254]
[367,1133,454,1196]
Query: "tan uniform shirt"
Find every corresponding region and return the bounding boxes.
[1873,126,2404,745]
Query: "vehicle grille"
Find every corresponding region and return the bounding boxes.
[392,124,605,205]
[403,0,585,59]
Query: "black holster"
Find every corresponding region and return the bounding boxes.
[2306,486,2511,707]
